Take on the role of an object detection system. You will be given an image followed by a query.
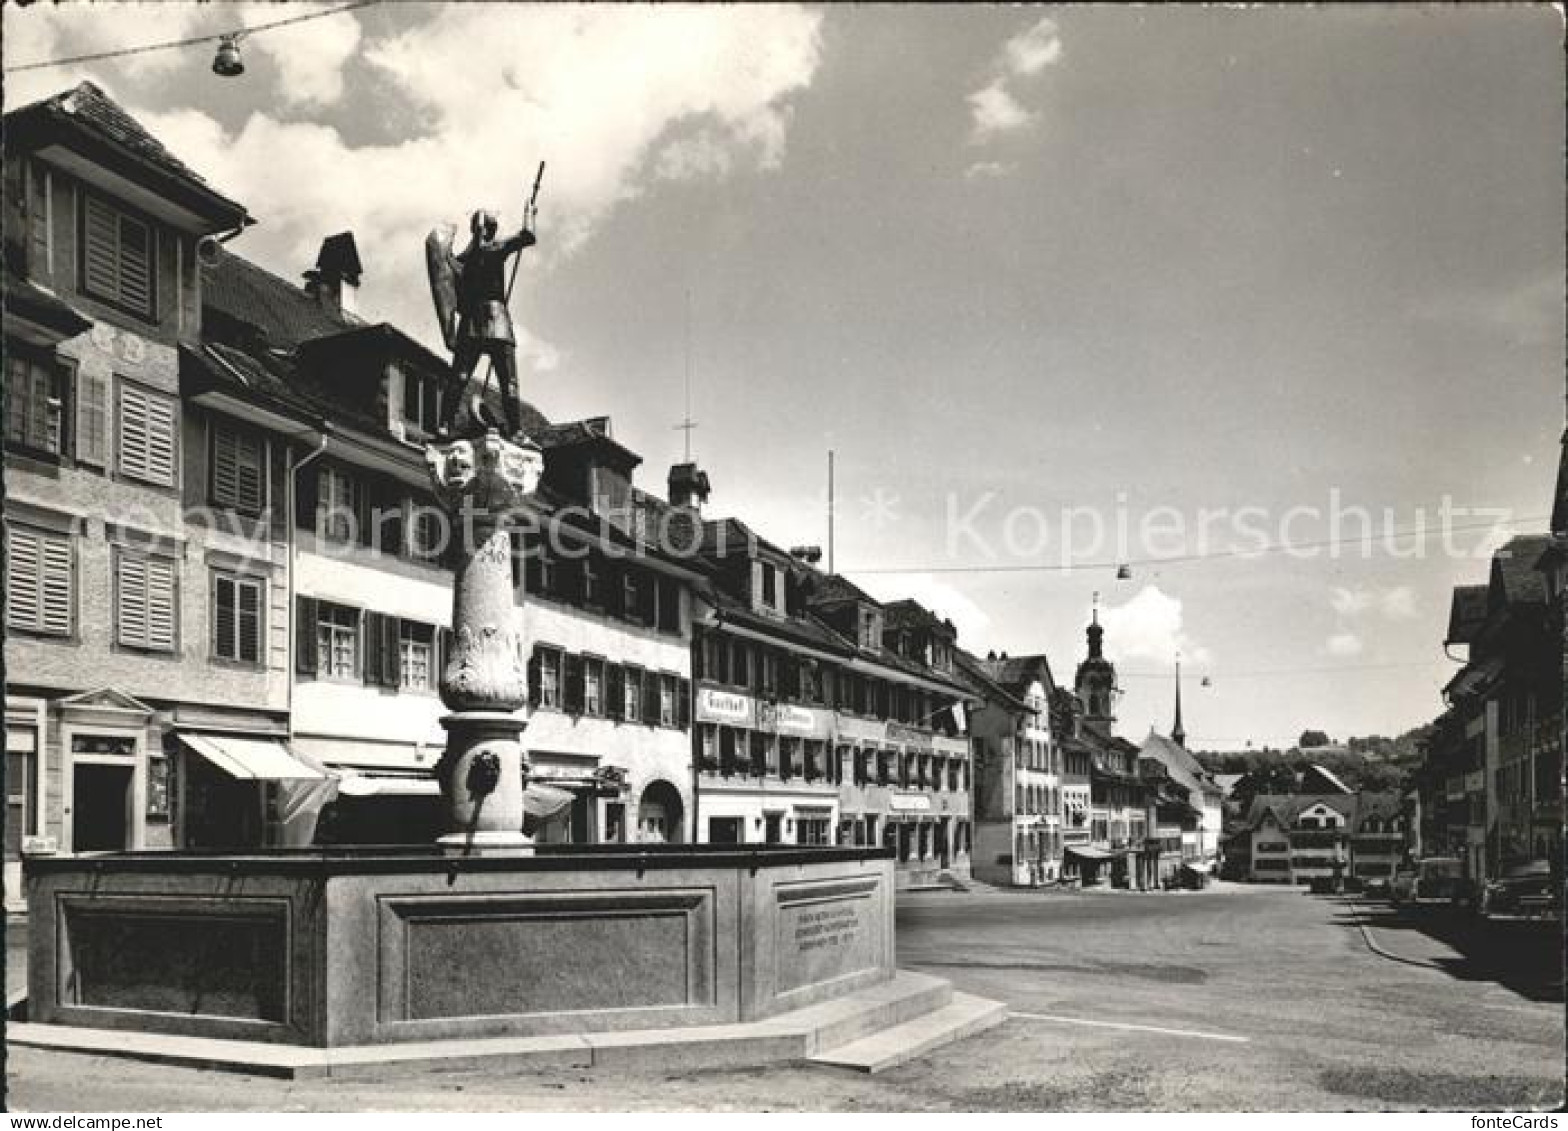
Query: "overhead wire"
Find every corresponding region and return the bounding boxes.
[4,1,379,73]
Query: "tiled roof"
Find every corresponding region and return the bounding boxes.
[1138,731,1214,797]
[1244,793,1359,830]
[1444,584,1490,646]
[811,574,879,607]
[1350,791,1403,832]
[1491,534,1552,608]
[3,258,92,337]
[979,654,1056,695]
[1300,762,1355,795]
[6,82,248,227]
[953,648,1027,710]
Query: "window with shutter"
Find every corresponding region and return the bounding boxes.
[5,351,67,456]
[211,423,266,513]
[657,577,680,633]
[398,621,434,690]
[316,602,360,679]
[213,572,264,664]
[116,550,177,652]
[80,193,156,318]
[5,526,73,636]
[677,678,691,730]
[317,466,361,544]
[117,382,178,487]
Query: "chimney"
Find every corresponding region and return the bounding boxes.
[668,461,711,511]
[303,232,362,320]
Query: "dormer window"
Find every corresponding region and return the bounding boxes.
[400,371,441,439]
[751,560,784,615]
[857,606,882,650]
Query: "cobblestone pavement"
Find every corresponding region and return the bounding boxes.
[5,883,1562,1112]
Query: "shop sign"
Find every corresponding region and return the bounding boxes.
[695,688,754,727]
[758,702,831,738]
[889,792,932,812]
[887,723,932,749]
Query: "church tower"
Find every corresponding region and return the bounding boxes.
[1074,594,1117,738]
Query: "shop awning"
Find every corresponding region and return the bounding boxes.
[1065,845,1115,862]
[334,772,440,798]
[178,733,325,781]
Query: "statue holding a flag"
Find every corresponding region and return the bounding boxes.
[426,162,545,440]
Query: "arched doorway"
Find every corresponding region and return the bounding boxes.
[636,780,685,843]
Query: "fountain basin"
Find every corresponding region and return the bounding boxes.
[25,845,895,1048]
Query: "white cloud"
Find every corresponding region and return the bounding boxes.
[1325,632,1365,657]
[967,15,1063,143]
[1003,17,1063,77]
[237,2,362,108]
[1098,585,1211,666]
[854,573,992,649]
[964,160,1014,180]
[968,82,1032,140]
[1329,585,1416,620]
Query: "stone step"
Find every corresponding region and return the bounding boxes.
[5,970,968,1080]
[806,992,1008,1074]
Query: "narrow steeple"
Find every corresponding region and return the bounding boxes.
[1172,654,1187,748]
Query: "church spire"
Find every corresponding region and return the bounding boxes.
[1172,654,1187,748]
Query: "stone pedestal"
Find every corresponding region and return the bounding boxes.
[425,431,544,853]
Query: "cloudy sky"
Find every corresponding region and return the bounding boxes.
[6,4,1562,749]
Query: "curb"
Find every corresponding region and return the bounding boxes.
[1346,898,1444,970]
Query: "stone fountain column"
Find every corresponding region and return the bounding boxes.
[425,430,544,853]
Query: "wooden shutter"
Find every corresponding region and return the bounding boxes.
[564,653,584,714]
[527,649,542,708]
[677,678,691,729]
[82,195,154,317]
[437,626,454,683]
[214,575,236,659]
[641,670,660,725]
[212,424,264,513]
[295,596,319,675]
[3,528,67,635]
[605,664,624,721]
[118,383,177,486]
[637,570,657,626]
[382,615,402,687]
[294,463,319,531]
[75,369,109,467]
[240,579,262,664]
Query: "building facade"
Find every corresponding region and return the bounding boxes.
[4,83,265,905]
[963,652,1059,886]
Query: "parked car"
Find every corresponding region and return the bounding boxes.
[1411,857,1464,905]
[1479,860,1558,920]
[1389,864,1418,905]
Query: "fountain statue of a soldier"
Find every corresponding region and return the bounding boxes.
[425,164,545,440]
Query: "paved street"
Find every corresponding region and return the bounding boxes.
[5,884,1563,1112]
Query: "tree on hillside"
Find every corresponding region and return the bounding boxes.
[1299,729,1332,749]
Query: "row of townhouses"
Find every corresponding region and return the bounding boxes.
[1410,424,1566,890]
[2,81,1220,907]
